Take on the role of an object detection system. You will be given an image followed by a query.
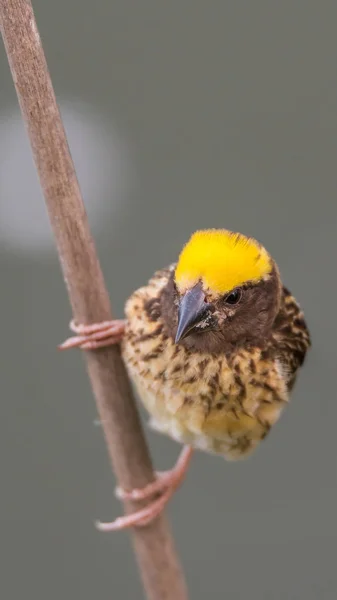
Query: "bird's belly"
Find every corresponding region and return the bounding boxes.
[122,317,288,460]
[127,368,283,460]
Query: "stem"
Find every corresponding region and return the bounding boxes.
[0,1,188,599]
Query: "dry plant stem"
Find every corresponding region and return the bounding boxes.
[0,1,188,599]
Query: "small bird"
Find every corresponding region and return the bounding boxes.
[60,229,311,530]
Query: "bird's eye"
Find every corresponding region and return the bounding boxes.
[225,288,242,305]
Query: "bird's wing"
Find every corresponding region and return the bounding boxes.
[272,286,311,389]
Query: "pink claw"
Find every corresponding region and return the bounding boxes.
[97,446,193,531]
[115,471,169,501]
[58,319,126,350]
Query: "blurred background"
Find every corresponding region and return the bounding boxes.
[0,2,336,598]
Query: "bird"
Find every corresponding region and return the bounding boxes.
[60,228,311,531]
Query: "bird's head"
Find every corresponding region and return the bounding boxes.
[161,229,282,353]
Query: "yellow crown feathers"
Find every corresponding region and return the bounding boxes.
[175,229,272,294]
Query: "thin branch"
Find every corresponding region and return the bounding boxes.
[0,2,188,599]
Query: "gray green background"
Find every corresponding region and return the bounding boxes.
[0,2,335,599]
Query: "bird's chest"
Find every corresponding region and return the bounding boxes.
[122,326,276,458]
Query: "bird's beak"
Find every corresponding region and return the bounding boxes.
[175,282,207,343]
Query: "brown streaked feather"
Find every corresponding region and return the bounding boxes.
[272,286,311,390]
[121,266,310,461]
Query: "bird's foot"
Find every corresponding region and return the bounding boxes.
[97,445,193,531]
[58,319,126,350]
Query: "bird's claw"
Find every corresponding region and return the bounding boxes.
[58,319,126,350]
[115,470,176,501]
[97,446,193,531]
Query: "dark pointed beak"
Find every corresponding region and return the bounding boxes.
[175,282,207,343]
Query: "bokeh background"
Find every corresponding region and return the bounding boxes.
[0,2,336,598]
